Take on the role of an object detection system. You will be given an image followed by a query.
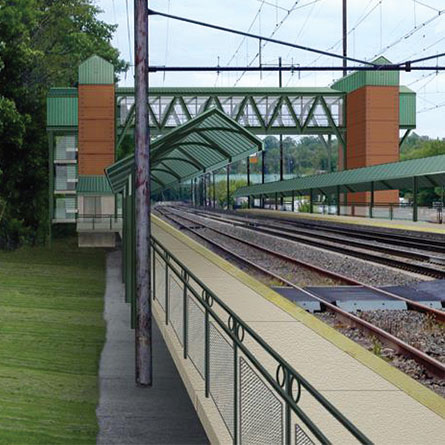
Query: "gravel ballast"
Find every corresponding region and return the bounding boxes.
[178,209,424,287]
[317,311,445,398]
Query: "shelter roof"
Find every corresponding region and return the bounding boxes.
[234,155,445,198]
[106,108,263,194]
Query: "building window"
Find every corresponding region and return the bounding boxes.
[55,135,77,161]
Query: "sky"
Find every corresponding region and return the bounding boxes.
[97,0,445,137]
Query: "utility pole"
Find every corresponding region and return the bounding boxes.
[279,57,284,208]
[134,0,152,386]
[343,0,347,77]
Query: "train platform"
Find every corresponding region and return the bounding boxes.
[152,215,445,444]
[238,208,445,234]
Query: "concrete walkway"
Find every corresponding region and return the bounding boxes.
[96,250,208,445]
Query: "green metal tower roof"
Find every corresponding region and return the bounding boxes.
[78,55,114,85]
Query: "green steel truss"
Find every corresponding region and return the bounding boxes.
[116,87,346,149]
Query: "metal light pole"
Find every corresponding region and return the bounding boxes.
[135,0,152,387]
[279,57,284,208]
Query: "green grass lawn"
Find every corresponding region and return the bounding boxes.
[0,238,106,444]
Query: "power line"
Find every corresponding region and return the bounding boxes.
[226,1,266,66]
[414,0,441,13]
[375,7,445,62]
[418,99,445,113]
[163,0,171,84]
[233,0,323,86]
[148,7,374,67]
[112,0,120,49]
[125,0,133,75]
[286,0,381,86]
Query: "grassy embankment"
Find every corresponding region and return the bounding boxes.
[0,238,106,444]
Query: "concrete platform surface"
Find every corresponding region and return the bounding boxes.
[239,208,445,234]
[153,216,445,444]
[96,250,208,445]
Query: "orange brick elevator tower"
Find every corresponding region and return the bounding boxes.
[333,57,401,204]
[78,55,115,175]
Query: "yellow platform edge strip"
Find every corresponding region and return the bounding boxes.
[153,215,445,419]
[239,208,445,234]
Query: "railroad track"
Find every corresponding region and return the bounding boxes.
[193,206,445,253]
[157,206,445,380]
[179,206,445,279]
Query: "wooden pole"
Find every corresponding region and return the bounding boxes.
[134,0,152,386]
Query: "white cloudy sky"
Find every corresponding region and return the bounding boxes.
[97,0,445,137]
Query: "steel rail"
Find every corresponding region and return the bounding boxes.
[187,208,445,279]
[165,206,445,322]
[233,209,445,252]
[190,209,438,262]
[195,207,445,253]
[158,208,445,379]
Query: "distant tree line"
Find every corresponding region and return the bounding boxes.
[0,0,127,248]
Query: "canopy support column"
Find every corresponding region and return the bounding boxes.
[275,193,278,210]
[370,181,374,219]
[291,191,295,212]
[190,180,193,205]
[226,164,230,210]
[327,134,332,172]
[336,185,341,216]
[262,150,265,185]
[310,189,314,214]
[213,172,216,208]
[413,176,418,222]
[247,156,251,209]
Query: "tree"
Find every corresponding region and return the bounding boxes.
[0,0,127,248]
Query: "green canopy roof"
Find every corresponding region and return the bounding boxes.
[235,155,445,198]
[106,108,263,194]
[77,175,113,195]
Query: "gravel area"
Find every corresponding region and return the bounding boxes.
[317,311,445,398]
[238,209,445,243]
[178,209,423,287]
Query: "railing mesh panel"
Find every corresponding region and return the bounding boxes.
[295,424,314,445]
[168,272,183,345]
[155,257,166,310]
[240,357,283,445]
[187,294,205,377]
[210,322,234,438]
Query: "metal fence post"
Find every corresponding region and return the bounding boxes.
[233,335,238,445]
[285,369,291,445]
[183,271,188,359]
[165,259,169,325]
[204,297,210,398]
[152,248,156,301]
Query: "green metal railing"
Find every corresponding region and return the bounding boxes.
[149,236,372,445]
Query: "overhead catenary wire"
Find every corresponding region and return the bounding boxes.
[125,0,133,76]
[234,0,302,86]
[147,7,375,67]
[285,0,382,86]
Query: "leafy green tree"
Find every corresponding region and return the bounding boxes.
[0,0,127,248]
